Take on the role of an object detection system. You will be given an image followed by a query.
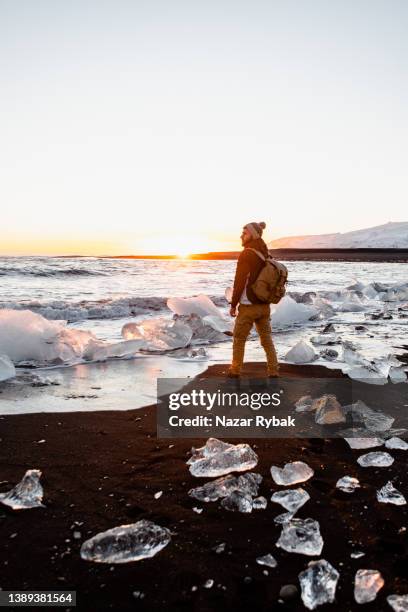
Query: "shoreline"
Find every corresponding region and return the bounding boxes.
[1,362,407,611]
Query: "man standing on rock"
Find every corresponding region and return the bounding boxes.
[227,222,279,378]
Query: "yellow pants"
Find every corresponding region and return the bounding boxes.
[231,303,279,376]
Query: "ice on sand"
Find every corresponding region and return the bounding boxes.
[123,318,193,351]
[389,367,407,383]
[313,395,346,425]
[0,353,15,382]
[354,569,384,604]
[271,488,310,512]
[310,334,339,345]
[169,347,208,361]
[0,469,45,510]
[189,473,262,502]
[299,559,339,610]
[252,496,267,509]
[0,309,95,366]
[385,437,408,450]
[377,481,406,506]
[167,294,223,319]
[336,476,361,493]
[357,451,394,467]
[276,518,323,556]
[220,490,253,513]
[295,396,314,413]
[256,553,277,568]
[342,431,384,449]
[387,594,408,611]
[187,438,258,478]
[285,340,317,364]
[348,400,394,433]
[173,314,229,344]
[80,520,171,563]
[272,296,317,327]
[271,461,314,486]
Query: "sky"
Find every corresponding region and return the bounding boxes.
[1,0,407,255]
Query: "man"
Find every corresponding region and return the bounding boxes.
[227,221,279,378]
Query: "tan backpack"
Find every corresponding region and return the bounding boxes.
[248,248,288,304]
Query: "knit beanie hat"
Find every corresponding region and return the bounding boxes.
[244,221,266,239]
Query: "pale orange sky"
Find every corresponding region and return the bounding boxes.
[2,1,408,256]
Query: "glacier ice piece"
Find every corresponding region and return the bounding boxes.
[276,518,323,556]
[385,437,408,450]
[274,511,295,525]
[188,472,262,502]
[313,395,346,425]
[128,317,193,351]
[252,496,267,510]
[169,346,208,360]
[271,461,314,486]
[310,334,339,345]
[272,296,318,327]
[351,551,365,559]
[167,294,223,319]
[299,559,339,610]
[354,569,384,604]
[0,353,16,382]
[357,451,394,467]
[347,400,394,433]
[285,340,317,364]
[0,469,44,510]
[377,481,406,506]
[202,315,233,334]
[256,553,277,568]
[320,348,338,361]
[187,438,258,478]
[220,490,253,513]
[336,476,360,493]
[338,292,366,312]
[271,488,310,512]
[173,313,228,344]
[387,594,408,611]
[80,520,171,563]
[295,395,314,413]
[342,430,384,449]
[389,367,407,383]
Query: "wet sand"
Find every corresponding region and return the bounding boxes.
[0,362,407,611]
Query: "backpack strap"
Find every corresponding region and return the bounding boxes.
[247,247,267,262]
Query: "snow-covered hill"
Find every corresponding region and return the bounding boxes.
[269,222,408,249]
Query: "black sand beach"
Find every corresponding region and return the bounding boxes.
[1,363,407,611]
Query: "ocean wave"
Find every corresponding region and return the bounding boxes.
[0,266,106,277]
[0,295,229,322]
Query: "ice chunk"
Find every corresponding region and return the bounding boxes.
[202,315,233,334]
[173,313,228,344]
[387,594,408,611]
[336,476,361,493]
[271,488,310,512]
[85,338,146,361]
[274,511,295,525]
[256,553,277,568]
[276,518,323,556]
[220,490,253,513]
[310,334,339,345]
[285,340,317,364]
[389,367,407,383]
[0,309,95,365]
[272,296,318,327]
[342,430,384,449]
[343,346,391,384]
[377,481,406,506]
[187,438,258,477]
[351,551,365,559]
[169,346,208,361]
[0,353,16,382]
[80,520,171,563]
[295,395,314,413]
[311,296,336,318]
[271,461,314,486]
[0,469,44,510]
[299,559,339,610]
[125,317,193,351]
[354,569,384,604]
[313,395,346,425]
[385,437,408,450]
[357,451,394,467]
[167,294,223,319]
[347,400,394,433]
[252,496,267,509]
[338,293,366,312]
[188,472,262,502]
[320,348,338,361]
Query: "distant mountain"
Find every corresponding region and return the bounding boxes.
[269,222,408,249]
